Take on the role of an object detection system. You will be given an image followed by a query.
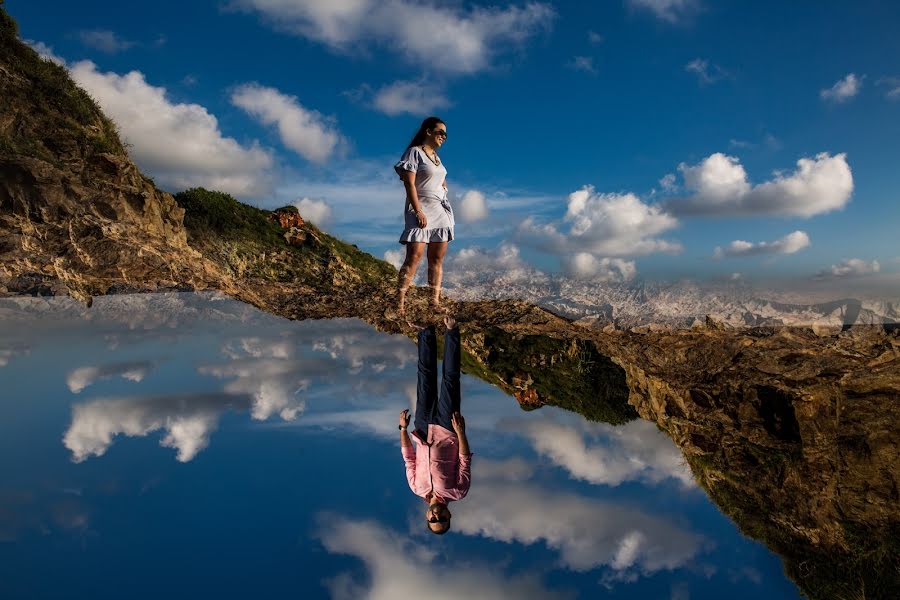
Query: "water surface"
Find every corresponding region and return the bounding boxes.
[0,293,802,599]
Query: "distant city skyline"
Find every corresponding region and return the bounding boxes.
[12,0,900,295]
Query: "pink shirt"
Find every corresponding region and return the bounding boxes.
[401,424,472,502]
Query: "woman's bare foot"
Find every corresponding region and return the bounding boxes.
[398,288,408,316]
[430,299,449,314]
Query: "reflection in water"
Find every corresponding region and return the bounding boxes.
[317,515,567,600]
[401,319,471,535]
[0,294,808,599]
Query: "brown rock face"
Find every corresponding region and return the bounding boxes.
[271,210,304,229]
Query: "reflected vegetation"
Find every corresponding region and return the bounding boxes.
[1,293,897,598]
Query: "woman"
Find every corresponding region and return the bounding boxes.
[399,315,471,535]
[394,116,454,315]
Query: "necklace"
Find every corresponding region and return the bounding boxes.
[421,145,440,166]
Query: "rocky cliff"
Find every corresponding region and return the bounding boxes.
[0,6,897,598]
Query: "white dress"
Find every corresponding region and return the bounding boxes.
[394,146,455,244]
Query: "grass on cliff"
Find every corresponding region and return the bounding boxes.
[474,327,636,424]
[175,187,395,285]
[0,3,125,161]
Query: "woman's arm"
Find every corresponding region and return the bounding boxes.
[401,171,427,228]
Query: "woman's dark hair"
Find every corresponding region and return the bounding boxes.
[406,116,445,149]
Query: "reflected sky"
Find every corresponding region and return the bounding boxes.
[0,293,802,599]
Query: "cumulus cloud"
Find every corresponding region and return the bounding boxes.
[457,190,489,223]
[457,478,704,575]
[367,79,451,116]
[66,361,154,393]
[814,258,880,280]
[445,243,542,287]
[293,197,332,226]
[69,61,274,196]
[76,29,136,53]
[627,0,699,23]
[507,417,693,487]
[383,249,404,269]
[669,152,853,217]
[231,0,554,75]
[564,254,636,282]
[317,516,567,600]
[685,58,729,85]
[62,393,241,463]
[713,230,810,258]
[659,173,677,192]
[231,83,344,163]
[820,73,862,103]
[517,187,681,257]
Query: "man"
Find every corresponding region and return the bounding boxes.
[399,315,472,534]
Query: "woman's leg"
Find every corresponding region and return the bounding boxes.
[436,320,461,431]
[398,242,425,315]
[426,241,449,309]
[413,325,439,439]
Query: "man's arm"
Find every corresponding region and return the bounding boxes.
[400,410,417,491]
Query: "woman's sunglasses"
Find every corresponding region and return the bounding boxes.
[431,129,448,138]
[428,515,450,524]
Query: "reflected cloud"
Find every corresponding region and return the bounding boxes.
[63,392,253,463]
[505,417,694,487]
[66,361,155,393]
[0,342,30,367]
[316,515,570,600]
[456,470,704,577]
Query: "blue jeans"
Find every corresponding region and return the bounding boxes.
[414,325,461,438]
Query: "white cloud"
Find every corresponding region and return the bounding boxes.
[317,516,567,600]
[69,61,274,197]
[670,152,853,217]
[568,55,597,75]
[457,190,489,223]
[446,243,540,286]
[62,393,237,463]
[877,77,900,100]
[820,73,862,103]
[509,418,694,487]
[383,249,404,269]
[627,0,699,23]
[24,40,65,65]
[0,343,30,367]
[457,478,704,575]
[66,361,154,393]
[293,197,332,226]
[76,29,136,53]
[564,254,636,282]
[685,58,728,84]
[659,173,677,192]
[231,83,344,163]
[368,79,451,116]
[814,258,880,280]
[231,0,554,75]
[713,230,810,258]
[517,187,681,257]
[588,30,604,44]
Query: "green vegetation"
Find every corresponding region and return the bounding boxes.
[174,187,395,285]
[0,3,125,162]
[176,188,285,246]
[472,327,636,424]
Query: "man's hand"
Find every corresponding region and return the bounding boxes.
[451,411,466,433]
[399,409,411,429]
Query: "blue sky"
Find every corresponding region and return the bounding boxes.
[10,0,900,292]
